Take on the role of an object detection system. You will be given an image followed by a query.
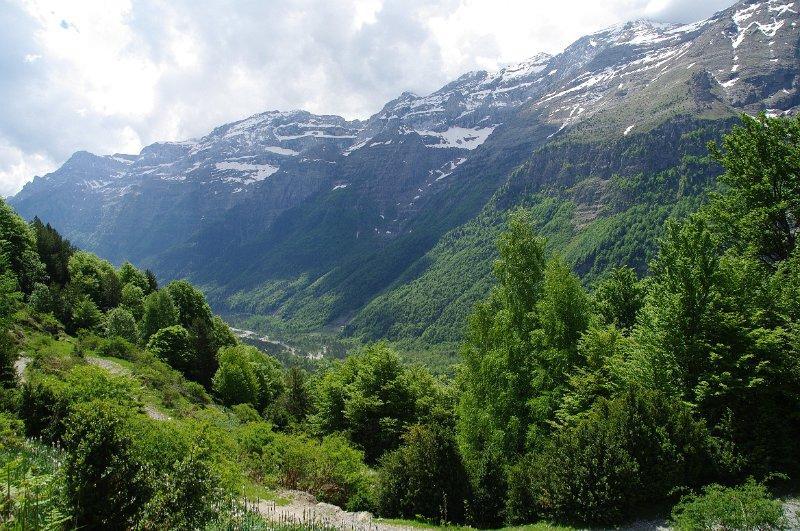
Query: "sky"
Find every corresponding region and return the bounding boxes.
[0,0,735,197]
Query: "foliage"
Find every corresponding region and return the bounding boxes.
[593,266,644,330]
[67,251,120,311]
[71,296,103,333]
[377,418,469,523]
[147,325,193,374]
[106,306,138,343]
[20,365,138,442]
[121,283,145,321]
[707,113,800,265]
[31,217,75,287]
[62,400,148,528]
[118,261,150,293]
[507,387,710,526]
[265,432,373,510]
[137,446,221,530]
[0,420,69,530]
[213,345,261,408]
[0,198,43,294]
[313,342,438,463]
[139,289,179,342]
[671,479,788,530]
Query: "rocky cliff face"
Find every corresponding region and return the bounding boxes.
[11,0,800,340]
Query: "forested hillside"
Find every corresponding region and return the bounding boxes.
[0,114,798,529]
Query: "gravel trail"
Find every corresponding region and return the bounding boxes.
[257,490,427,531]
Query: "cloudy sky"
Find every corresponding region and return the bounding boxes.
[0,0,735,197]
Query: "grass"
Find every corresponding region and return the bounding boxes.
[240,482,290,507]
[374,518,577,530]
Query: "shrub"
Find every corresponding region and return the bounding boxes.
[213,345,285,411]
[671,479,787,530]
[508,387,711,526]
[147,325,193,373]
[97,336,138,361]
[262,433,373,509]
[63,400,148,528]
[29,282,54,314]
[138,446,220,529]
[231,403,262,423]
[71,297,103,333]
[20,365,138,442]
[377,421,469,523]
[105,307,138,343]
[213,346,260,407]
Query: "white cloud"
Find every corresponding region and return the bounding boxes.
[0,0,735,196]
[0,138,55,197]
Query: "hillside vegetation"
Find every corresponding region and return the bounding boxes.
[0,114,798,529]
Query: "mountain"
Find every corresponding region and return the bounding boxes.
[11,0,800,345]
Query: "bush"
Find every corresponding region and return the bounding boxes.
[138,446,221,529]
[20,365,138,442]
[213,346,261,407]
[262,433,373,510]
[671,479,788,530]
[105,307,138,343]
[147,325,193,373]
[97,336,138,361]
[508,387,711,526]
[63,400,148,528]
[71,297,103,333]
[28,282,54,314]
[377,421,469,523]
[213,345,285,411]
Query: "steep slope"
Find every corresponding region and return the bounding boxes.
[11,0,800,344]
[12,110,363,264]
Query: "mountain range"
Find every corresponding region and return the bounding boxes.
[11,0,800,346]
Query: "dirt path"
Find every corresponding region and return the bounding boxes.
[13,355,30,383]
[257,490,427,530]
[86,357,171,421]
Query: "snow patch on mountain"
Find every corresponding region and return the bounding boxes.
[215,162,279,183]
[415,126,497,150]
[264,146,300,156]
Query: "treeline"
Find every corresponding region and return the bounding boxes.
[454,113,800,526]
[0,113,798,530]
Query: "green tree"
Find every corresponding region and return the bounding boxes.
[212,346,260,407]
[147,325,193,373]
[139,290,179,342]
[144,269,158,293]
[708,113,800,265]
[106,307,138,343]
[72,296,103,332]
[118,261,149,292]
[213,345,284,411]
[120,283,145,321]
[0,268,21,387]
[165,280,229,384]
[29,282,54,314]
[377,419,469,523]
[67,251,120,310]
[282,366,312,422]
[508,388,710,526]
[593,266,644,330]
[0,198,44,293]
[31,217,75,287]
[314,343,429,463]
